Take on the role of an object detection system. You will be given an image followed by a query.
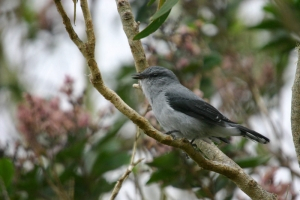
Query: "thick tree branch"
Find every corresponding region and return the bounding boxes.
[80,0,95,58]
[115,0,148,72]
[53,0,277,199]
[292,48,300,167]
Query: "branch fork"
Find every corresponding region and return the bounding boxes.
[53,0,277,199]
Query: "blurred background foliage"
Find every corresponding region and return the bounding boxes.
[0,0,300,199]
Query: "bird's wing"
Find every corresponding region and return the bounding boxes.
[165,90,235,127]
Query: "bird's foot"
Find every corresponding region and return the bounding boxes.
[190,138,198,149]
[165,130,180,140]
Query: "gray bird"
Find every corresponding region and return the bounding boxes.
[132,66,270,144]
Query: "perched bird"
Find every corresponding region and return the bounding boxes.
[132,66,270,144]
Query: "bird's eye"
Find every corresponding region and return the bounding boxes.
[152,73,158,77]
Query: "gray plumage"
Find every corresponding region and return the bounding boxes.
[132,66,270,144]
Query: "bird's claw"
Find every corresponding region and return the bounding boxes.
[190,138,198,149]
[165,130,180,140]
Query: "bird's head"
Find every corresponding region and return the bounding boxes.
[132,66,179,86]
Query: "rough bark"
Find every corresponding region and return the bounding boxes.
[291,48,300,167]
[115,0,148,72]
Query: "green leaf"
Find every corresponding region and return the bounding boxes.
[146,169,178,185]
[214,175,229,193]
[16,166,49,199]
[249,19,282,30]
[0,158,14,187]
[275,53,289,80]
[260,34,295,53]
[147,152,180,169]
[147,0,156,6]
[200,76,216,98]
[235,156,270,168]
[151,0,179,21]
[59,164,77,183]
[133,10,171,40]
[115,66,139,108]
[91,151,130,176]
[203,53,222,70]
[195,188,211,198]
[262,4,278,15]
[146,151,198,188]
[135,1,155,23]
[56,138,86,161]
[95,117,127,148]
[181,63,201,73]
[74,176,114,198]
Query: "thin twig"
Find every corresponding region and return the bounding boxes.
[53,0,277,199]
[0,178,10,200]
[131,126,141,163]
[80,0,95,56]
[110,127,143,200]
[72,0,77,25]
[248,76,300,179]
[249,83,281,137]
[67,178,74,200]
[54,0,86,56]
[109,158,143,200]
[38,157,71,200]
[133,173,146,200]
[284,184,290,200]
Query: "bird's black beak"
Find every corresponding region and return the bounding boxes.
[132,73,145,80]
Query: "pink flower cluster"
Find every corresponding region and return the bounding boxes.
[17,76,91,154]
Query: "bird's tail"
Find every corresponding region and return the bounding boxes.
[231,124,270,144]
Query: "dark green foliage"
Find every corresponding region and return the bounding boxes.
[203,53,222,71]
[134,10,171,40]
[147,151,180,169]
[200,76,216,99]
[150,0,180,21]
[249,19,282,30]
[146,151,200,188]
[134,0,180,40]
[92,151,130,177]
[12,166,49,199]
[147,152,238,199]
[235,156,270,168]
[0,158,14,188]
[147,0,156,7]
[133,0,156,23]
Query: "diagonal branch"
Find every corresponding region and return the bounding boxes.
[110,127,143,200]
[109,158,143,200]
[53,0,277,199]
[54,0,86,57]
